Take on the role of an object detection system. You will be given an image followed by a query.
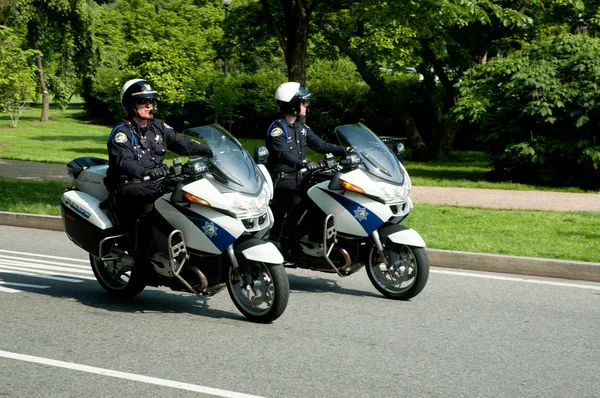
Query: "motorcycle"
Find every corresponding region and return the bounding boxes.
[258,122,429,300]
[60,123,289,323]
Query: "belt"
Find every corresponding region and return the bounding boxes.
[118,177,145,186]
[276,171,299,179]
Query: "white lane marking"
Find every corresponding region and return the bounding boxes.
[0,350,266,398]
[432,269,600,290]
[0,281,49,289]
[0,260,93,275]
[0,268,88,282]
[0,249,88,263]
[0,286,21,293]
[0,255,90,269]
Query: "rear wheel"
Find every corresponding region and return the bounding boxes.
[366,245,429,300]
[90,254,146,298]
[227,262,289,323]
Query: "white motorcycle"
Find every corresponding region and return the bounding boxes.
[260,123,429,300]
[61,123,289,323]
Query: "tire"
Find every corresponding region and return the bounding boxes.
[90,254,146,298]
[227,262,289,323]
[365,245,429,300]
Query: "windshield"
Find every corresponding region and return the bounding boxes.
[182,124,261,194]
[334,123,405,185]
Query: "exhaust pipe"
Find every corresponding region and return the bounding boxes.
[189,265,208,292]
[333,246,352,270]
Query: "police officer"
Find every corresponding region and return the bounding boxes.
[106,78,212,254]
[266,82,346,258]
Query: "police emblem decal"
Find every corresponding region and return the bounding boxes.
[270,127,283,137]
[114,132,127,144]
[301,128,307,136]
[202,222,218,238]
[353,206,369,221]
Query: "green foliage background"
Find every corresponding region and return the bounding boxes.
[3,0,600,188]
[453,34,600,188]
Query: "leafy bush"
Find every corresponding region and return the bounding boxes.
[0,26,37,127]
[453,34,600,189]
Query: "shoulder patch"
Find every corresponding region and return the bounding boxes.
[270,127,283,137]
[114,132,128,144]
[163,123,173,130]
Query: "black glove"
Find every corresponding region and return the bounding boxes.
[205,148,214,158]
[305,161,321,172]
[146,164,168,180]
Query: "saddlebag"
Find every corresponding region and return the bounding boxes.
[61,190,121,257]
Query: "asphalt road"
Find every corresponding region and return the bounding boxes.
[1,225,599,398]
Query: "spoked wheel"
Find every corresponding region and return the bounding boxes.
[89,254,146,298]
[365,244,429,300]
[227,262,289,323]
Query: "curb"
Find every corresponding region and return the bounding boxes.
[1,211,599,283]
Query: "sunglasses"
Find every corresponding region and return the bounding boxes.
[300,99,309,105]
[135,98,155,106]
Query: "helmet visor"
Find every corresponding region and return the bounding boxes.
[134,97,155,106]
[296,85,312,100]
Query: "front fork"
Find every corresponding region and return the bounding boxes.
[370,230,390,267]
[226,244,253,287]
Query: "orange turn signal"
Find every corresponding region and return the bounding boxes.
[184,192,211,206]
[340,179,365,194]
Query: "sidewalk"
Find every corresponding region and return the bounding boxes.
[1,159,599,282]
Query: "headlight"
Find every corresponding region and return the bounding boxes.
[374,182,410,203]
[222,185,269,217]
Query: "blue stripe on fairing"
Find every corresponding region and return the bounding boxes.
[319,188,384,235]
[173,203,237,252]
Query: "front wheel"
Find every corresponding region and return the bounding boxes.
[366,245,429,300]
[90,254,146,298]
[227,262,289,323]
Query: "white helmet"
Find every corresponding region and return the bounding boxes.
[120,78,158,116]
[275,82,312,115]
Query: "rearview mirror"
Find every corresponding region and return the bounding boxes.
[254,146,269,164]
[392,142,405,163]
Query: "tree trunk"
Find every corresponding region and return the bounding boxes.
[324,26,428,159]
[36,55,49,122]
[261,0,311,84]
[284,1,309,83]
[419,40,457,159]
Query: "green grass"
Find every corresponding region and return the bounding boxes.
[0,103,111,163]
[0,177,69,215]
[403,204,600,263]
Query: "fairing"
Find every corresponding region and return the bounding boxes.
[182,124,262,195]
[334,123,406,185]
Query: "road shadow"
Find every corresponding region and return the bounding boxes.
[287,273,380,298]
[0,272,248,322]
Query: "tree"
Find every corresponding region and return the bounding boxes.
[0,26,37,127]
[1,0,94,121]
[87,0,223,122]
[313,0,585,159]
[453,34,600,189]
[258,0,316,84]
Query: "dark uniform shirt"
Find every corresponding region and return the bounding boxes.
[106,118,209,186]
[265,118,345,174]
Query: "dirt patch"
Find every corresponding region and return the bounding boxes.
[0,143,13,147]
